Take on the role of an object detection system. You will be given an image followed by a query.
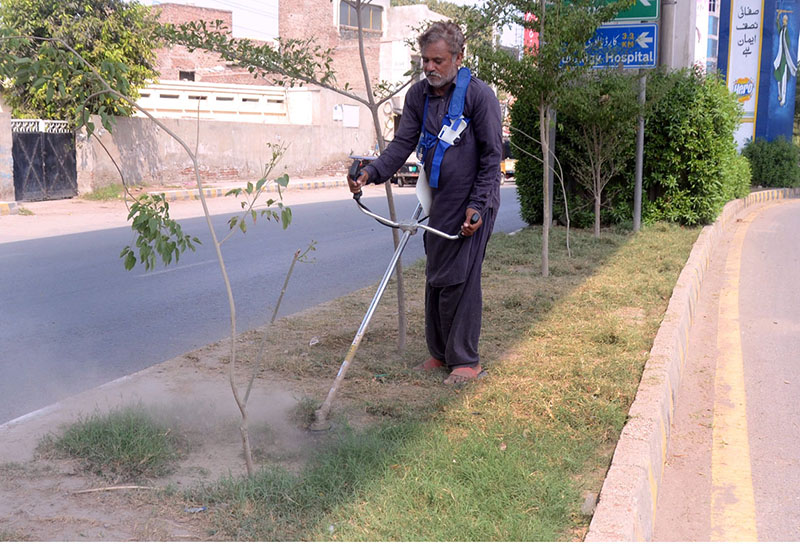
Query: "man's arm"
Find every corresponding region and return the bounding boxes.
[350,84,425,192]
[466,81,503,216]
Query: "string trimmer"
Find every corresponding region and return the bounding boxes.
[309,158,477,431]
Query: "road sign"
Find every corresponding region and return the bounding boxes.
[589,23,659,69]
[613,0,660,21]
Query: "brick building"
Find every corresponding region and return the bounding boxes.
[153,1,393,91]
[152,1,445,94]
[153,3,271,86]
[74,1,447,192]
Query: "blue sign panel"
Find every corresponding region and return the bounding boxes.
[589,23,659,69]
[757,0,799,142]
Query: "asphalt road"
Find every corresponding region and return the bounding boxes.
[0,186,524,424]
[654,199,800,540]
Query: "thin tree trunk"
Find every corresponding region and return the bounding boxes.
[538,0,550,277]
[540,103,550,277]
[594,193,601,237]
[356,0,406,351]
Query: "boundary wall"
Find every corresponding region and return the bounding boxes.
[76,84,376,194]
[586,187,800,540]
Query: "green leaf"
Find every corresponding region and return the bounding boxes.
[281,207,292,230]
[124,251,137,270]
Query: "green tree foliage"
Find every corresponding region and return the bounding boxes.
[559,71,639,235]
[0,0,159,121]
[474,0,632,274]
[742,137,800,188]
[641,67,749,225]
[509,74,637,231]
[513,66,750,229]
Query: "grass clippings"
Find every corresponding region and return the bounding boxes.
[188,222,700,541]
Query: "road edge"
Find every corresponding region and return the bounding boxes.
[585,188,800,541]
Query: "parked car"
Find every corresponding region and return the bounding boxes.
[349,153,420,187]
[501,158,516,180]
[393,156,420,187]
[500,138,515,181]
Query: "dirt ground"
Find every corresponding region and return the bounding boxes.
[0,339,314,540]
[0,181,429,541]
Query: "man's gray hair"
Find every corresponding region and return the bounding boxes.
[418,21,465,57]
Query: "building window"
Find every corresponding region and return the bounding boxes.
[706,0,721,72]
[179,70,195,81]
[339,1,382,31]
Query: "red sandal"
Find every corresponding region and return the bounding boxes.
[443,365,487,385]
[413,357,445,371]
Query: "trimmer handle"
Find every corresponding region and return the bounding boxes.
[350,158,373,201]
[458,212,480,239]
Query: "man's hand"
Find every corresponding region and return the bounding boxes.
[461,208,482,237]
[347,170,370,194]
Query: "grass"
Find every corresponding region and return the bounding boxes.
[38,405,185,483]
[82,183,125,201]
[32,222,698,539]
[0,530,31,541]
[16,207,34,216]
[185,222,700,541]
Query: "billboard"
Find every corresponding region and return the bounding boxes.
[719,0,799,146]
[756,0,799,141]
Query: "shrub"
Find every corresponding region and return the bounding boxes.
[512,67,747,228]
[641,68,744,225]
[742,137,800,188]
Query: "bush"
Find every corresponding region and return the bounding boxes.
[509,94,546,226]
[512,67,747,228]
[641,68,745,225]
[510,84,625,230]
[742,137,800,188]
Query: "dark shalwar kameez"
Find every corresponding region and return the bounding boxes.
[364,75,503,370]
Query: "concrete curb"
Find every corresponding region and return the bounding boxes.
[0,201,18,216]
[148,179,349,202]
[586,187,800,541]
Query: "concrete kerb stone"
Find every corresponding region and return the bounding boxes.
[0,201,18,216]
[586,188,800,541]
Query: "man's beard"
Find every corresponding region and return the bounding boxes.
[426,65,458,89]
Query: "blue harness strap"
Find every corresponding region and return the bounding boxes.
[416,67,471,188]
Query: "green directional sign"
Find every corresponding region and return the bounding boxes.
[610,0,660,21]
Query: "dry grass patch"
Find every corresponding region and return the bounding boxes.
[180,222,699,541]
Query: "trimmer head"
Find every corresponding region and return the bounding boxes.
[309,409,332,432]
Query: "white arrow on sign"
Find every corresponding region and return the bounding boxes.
[640,0,651,6]
[636,31,654,48]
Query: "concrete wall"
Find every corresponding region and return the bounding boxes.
[0,105,13,201]
[77,86,375,192]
